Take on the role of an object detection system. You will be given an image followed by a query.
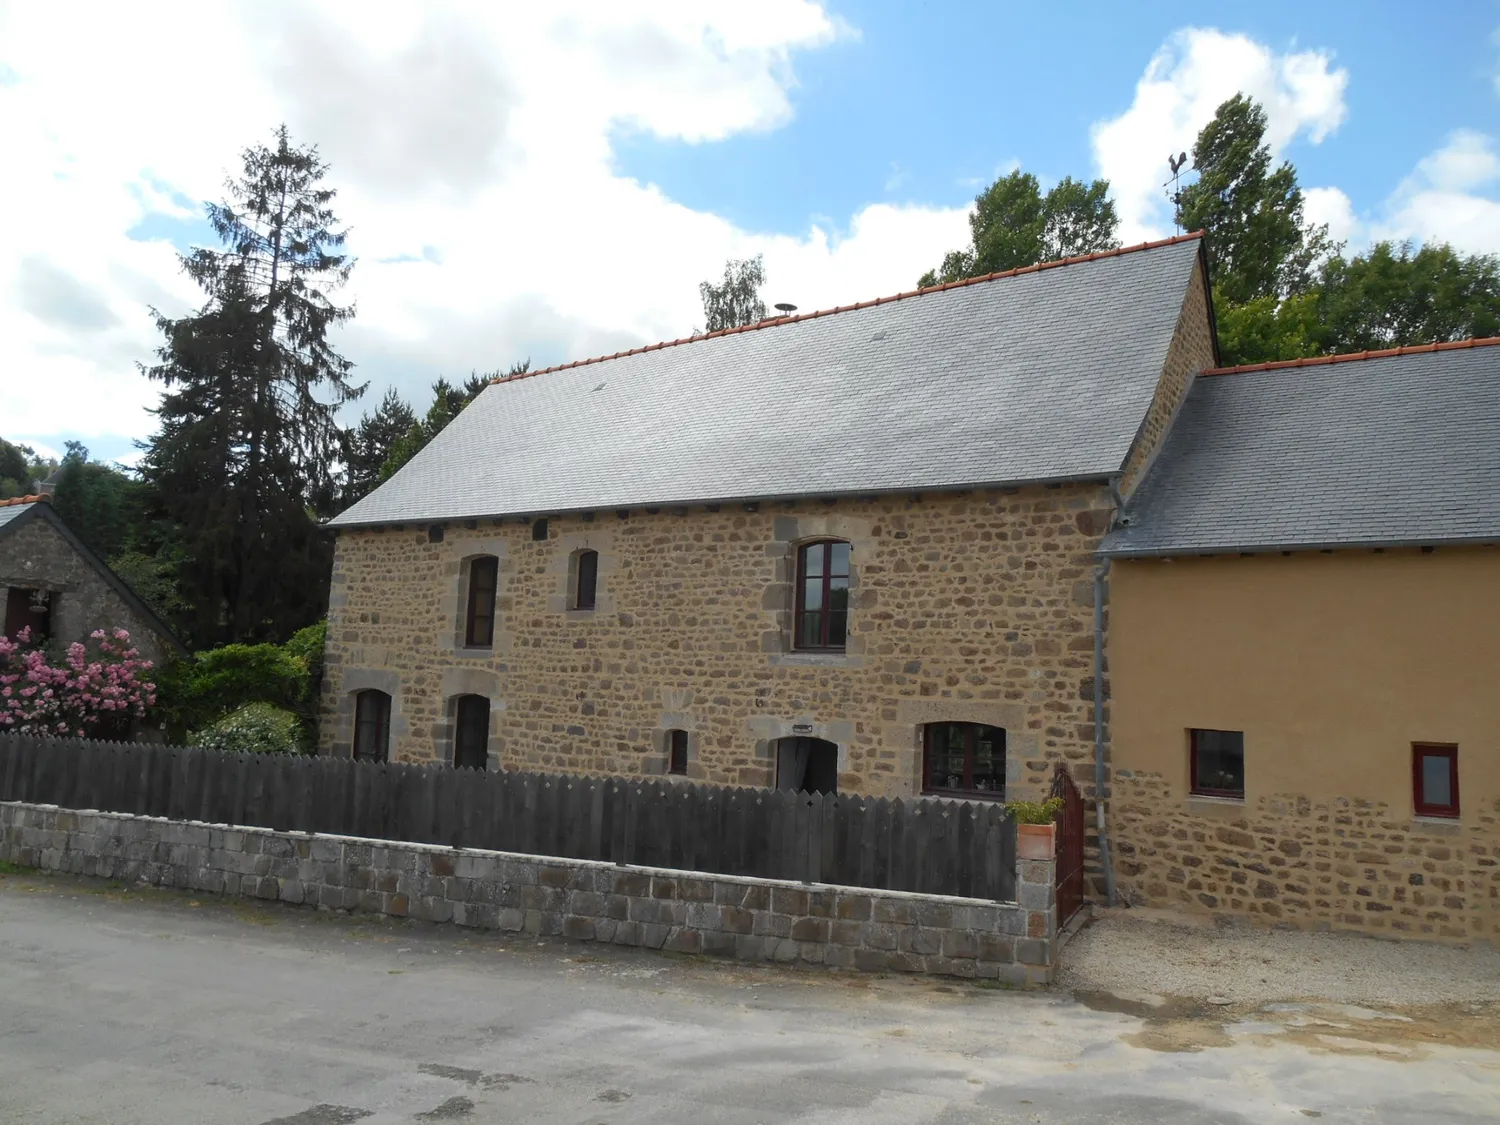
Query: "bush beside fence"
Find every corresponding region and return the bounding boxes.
[0,734,1018,902]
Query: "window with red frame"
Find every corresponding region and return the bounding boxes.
[794,540,850,651]
[1413,744,1459,818]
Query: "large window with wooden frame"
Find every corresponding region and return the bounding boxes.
[464,556,498,647]
[922,723,1005,798]
[794,540,850,651]
[1413,743,1459,818]
[352,690,391,762]
[453,695,490,771]
[572,549,599,611]
[1190,729,1245,799]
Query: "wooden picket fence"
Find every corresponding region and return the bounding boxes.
[0,735,1018,901]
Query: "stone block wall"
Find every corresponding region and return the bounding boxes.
[320,484,1115,805]
[1112,771,1500,943]
[0,801,1059,984]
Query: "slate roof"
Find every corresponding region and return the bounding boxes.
[1101,340,1500,556]
[330,235,1208,528]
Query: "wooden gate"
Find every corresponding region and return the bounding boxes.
[1050,763,1085,926]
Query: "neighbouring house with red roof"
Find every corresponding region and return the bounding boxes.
[319,231,1500,943]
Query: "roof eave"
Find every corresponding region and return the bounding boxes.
[1099,533,1500,559]
[327,472,1123,531]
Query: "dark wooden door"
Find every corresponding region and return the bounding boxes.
[1051,763,1085,926]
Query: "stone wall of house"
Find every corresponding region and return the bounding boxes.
[319,485,1114,805]
[0,510,171,668]
[1112,771,1500,942]
[0,800,1060,984]
[1117,254,1216,499]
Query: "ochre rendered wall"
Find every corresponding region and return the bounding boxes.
[1108,549,1500,941]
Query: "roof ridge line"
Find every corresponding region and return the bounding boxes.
[1201,336,1500,376]
[0,494,45,509]
[492,231,1207,385]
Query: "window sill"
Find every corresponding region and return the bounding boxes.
[1184,795,1246,817]
[769,651,863,669]
[1412,815,1463,834]
[454,645,495,659]
[922,790,1007,804]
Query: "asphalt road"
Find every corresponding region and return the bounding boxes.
[0,872,1496,1124]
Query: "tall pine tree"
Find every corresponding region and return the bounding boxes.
[139,127,364,646]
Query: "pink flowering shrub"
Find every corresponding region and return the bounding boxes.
[0,627,157,737]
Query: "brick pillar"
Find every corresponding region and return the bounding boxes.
[1015,822,1058,984]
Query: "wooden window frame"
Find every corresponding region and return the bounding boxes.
[464,556,498,648]
[1412,743,1459,818]
[1189,728,1245,800]
[793,539,850,652]
[352,690,391,763]
[667,729,688,776]
[573,549,599,611]
[921,722,1007,800]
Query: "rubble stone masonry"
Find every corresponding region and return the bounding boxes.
[1113,773,1500,941]
[319,485,1116,804]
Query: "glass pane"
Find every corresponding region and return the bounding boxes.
[669,730,688,775]
[925,724,967,790]
[1420,754,1453,808]
[797,610,823,649]
[829,541,850,576]
[827,611,848,647]
[802,578,823,612]
[970,726,1005,793]
[1193,730,1244,795]
[801,542,825,578]
[576,551,598,609]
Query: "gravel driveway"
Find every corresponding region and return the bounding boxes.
[1059,906,1500,1008]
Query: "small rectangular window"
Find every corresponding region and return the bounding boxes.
[1413,744,1459,818]
[465,557,498,647]
[668,729,688,775]
[574,550,598,611]
[1190,729,1244,799]
[353,690,392,763]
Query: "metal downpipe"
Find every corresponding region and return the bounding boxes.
[1094,559,1118,907]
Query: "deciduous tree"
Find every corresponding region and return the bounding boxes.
[698,255,767,332]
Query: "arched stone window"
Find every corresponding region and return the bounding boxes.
[453,694,491,770]
[464,555,498,648]
[775,736,838,794]
[353,689,392,762]
[572,549,599,611]
[794,540,850,651]
[922,722,1005,798]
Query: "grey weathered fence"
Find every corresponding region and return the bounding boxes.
[0,735,1018,901]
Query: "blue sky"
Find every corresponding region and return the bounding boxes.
[615,2,1497,233]
[2,1,1498,468]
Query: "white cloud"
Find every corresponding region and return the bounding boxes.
[1370,129,1500,254]
[1090,28,1349,243]
[0,1,966,452]
[1303,186,1358,246]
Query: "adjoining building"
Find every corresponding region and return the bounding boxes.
[321,233,1215,815]
[0,494,186,670]
[1101,342,1500,942]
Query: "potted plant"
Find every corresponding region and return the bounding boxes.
[1007,797,1063,859]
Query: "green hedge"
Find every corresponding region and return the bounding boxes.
[156,620,327,744]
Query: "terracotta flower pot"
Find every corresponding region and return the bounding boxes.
[1017,821,1056,860]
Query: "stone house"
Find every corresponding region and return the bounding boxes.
[0,494,185,671]
[1101,341,1500,941]
[322,233,1216,821]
